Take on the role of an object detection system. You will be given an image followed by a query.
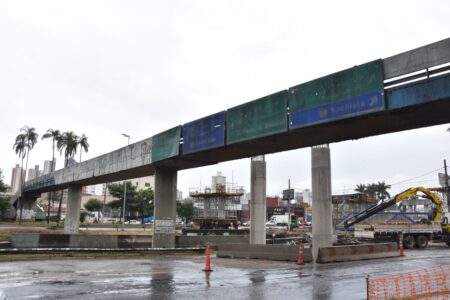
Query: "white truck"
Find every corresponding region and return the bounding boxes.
[266,214,290,226]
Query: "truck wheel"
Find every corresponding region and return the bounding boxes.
[415,235,428,249]
[403,235,415,249]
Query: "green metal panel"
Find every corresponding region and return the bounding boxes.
[227,90,288,144]
[289,60,384,111]
[151,126,181,162]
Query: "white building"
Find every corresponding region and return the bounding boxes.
[10,164,24,193]
[43,159,56,175]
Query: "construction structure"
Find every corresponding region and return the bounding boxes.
[190,172,244,229]
[332,193,376,226]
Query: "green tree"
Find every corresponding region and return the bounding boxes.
[78,134,89,163]
[84,198,103,212]
[0,198,9,219]
[55,131,79,226]
[354,181,391,201]
[42,128,61,223]
[176,200,194,223]
[57,131,79,167]
[355,184,366,193]
[375,181,391,201]
[13,126,38,223]
[107,182,137,220]
[80,211,88,223]
[0,169,7,193]
[132,188,154,223]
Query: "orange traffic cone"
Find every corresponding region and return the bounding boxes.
[203,241,213,272]
[399,233,404,257]
[297,240,304,265]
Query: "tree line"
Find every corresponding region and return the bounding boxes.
[354,181,391,201]
[82,184,193,224]
[12,126,89,224]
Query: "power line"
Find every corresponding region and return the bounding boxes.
[388,167,443,186]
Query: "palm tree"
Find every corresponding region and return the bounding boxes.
[13,126,39,223]
[42,129,61,223]
[78,134,89,163]
[21,127,38,179]
[375,181,391,201]
[42,129,61,172]
[55,131,79,225]
[57,131,79,167]
[13,134,27,223]
[355,184,366,193]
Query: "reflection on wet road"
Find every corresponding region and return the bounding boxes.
[1,244,450,299]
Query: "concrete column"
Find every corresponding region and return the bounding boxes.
[153,166,177,248]
[250,155,266,244]
[17,194,38,221]
[311,145,332,261]
[64,186,82,234]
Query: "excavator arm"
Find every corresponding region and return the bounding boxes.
[343,187,442,229]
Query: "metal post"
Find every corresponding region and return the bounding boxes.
[102,183,107,223]
[288,179,291,232]
[444,160,449,210]
[121,134,130,230]
[121,182,127,230]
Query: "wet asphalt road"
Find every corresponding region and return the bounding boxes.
[1,244,450,299]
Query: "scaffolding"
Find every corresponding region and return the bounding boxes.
[190,183,244,229]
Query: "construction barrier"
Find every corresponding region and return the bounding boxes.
[367,264,450,300]
[217,243,312,262]
[317,243,398,263]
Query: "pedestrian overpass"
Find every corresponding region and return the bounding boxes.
[21,38,450,255]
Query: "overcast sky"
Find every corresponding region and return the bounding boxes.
[0,1,449,197]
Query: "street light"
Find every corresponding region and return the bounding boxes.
[121,133,131,230]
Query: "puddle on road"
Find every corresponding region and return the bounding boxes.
[38,280,81,286]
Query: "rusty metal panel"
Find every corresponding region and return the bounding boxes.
[152,126,181,162]
[227,90,288,144]
[289,60,384,128]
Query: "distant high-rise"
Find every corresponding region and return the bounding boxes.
[10,164,24,193]
[27,165,40,181]
[43,159,56,174]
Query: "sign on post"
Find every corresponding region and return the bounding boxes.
[439,173,450,187]
[154,219,175,234]
[282,189,294,200]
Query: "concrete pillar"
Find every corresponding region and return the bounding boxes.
[64,186,82,234]
[311,145,332,261]
[17,194,38,221]
[153,166,177,248]
[250,155,266,244]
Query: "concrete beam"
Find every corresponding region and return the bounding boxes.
[311,145,332,261]
[383,38,450,79]
[250,156,266,244]
[152,166,177,248]
[64,186,82,234]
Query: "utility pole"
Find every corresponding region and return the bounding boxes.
[445,159,450,210]
[288,179,291,232]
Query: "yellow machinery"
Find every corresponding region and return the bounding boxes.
[344,187,450,248]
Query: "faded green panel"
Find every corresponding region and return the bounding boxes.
[227,90,288,144]
[152,126,181,162]
[289,60,384,111]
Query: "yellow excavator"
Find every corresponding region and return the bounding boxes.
[344,187,450,248]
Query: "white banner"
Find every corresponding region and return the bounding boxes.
[155,219,175,234]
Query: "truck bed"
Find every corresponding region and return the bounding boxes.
[354,222,442,239]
